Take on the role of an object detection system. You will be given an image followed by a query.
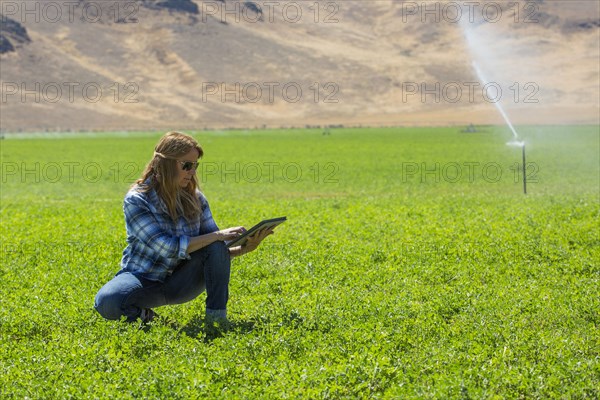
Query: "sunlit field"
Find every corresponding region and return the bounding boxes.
[1,126,598,398]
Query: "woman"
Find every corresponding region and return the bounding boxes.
[94,131,273,324]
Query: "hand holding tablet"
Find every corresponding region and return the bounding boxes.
[226,217,287,248]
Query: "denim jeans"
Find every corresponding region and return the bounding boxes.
[94,241,230,321]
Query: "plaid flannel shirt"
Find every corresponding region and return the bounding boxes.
[119,184,219,282]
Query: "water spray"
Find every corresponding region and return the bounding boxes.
[473,60,528,194]
[471,62,520,140]
[460,11,531,195]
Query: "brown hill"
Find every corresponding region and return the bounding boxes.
[0,0,598,132]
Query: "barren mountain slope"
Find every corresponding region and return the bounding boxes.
[0,0,598,131]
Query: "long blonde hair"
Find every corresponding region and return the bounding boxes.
[135,131,204,222]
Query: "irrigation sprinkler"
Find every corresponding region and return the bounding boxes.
[522,143,527,195]
[507,140,527,194]
[463,22,530,195]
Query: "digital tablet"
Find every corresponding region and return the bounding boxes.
[226,216,287,248]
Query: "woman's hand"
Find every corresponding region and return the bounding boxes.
[187,227,246,254]
[216,226,247,241]
[243,227,274,253]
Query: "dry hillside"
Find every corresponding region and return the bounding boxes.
[0,0,598,131]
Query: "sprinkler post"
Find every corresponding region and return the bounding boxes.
[522,143,527,194]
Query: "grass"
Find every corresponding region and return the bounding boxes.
[0,126,598,398]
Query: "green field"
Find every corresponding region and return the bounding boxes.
[1,126,598,398]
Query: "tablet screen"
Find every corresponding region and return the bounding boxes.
[226,216,287,248]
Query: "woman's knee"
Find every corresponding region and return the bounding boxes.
[94,272,144,320]
[94,283,127,320]
[205,240,230,264]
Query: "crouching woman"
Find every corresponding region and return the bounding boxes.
[94,131,272,324]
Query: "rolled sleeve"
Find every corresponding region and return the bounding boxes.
[178,235,191,260]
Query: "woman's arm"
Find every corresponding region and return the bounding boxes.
[187,227,246,254]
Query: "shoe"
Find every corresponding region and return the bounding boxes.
[140,308,158,323]
[205,309,231,333]
[205,308,227,322]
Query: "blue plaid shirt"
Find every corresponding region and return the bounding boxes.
[119,184,220,282]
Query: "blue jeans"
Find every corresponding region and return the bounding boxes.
[94,241,230,321]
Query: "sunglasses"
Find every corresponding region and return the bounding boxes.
[178,160,199,171]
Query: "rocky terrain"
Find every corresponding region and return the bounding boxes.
[0,15,30,54]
